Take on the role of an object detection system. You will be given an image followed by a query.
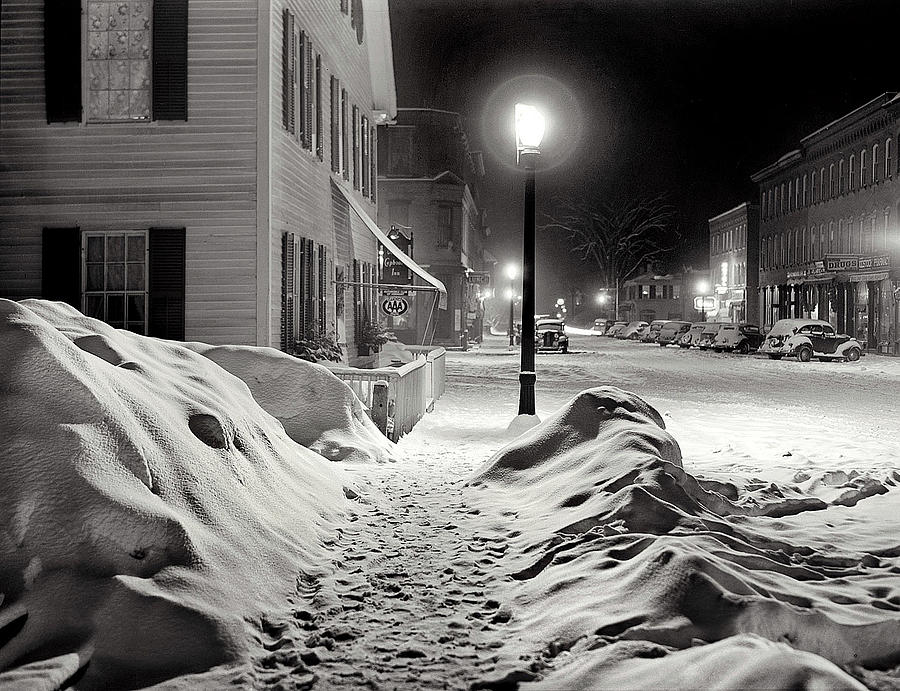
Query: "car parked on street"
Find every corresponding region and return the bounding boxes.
[618,321,649,339]
[712,323,764,354]
[591,319,613,336]
[641,319,669,343]
[605,321,629,338]
[535,318,569,353]
[758,318,863,362]
[657,320,692,346]
[698,322,734,350]
[679,322,707,348]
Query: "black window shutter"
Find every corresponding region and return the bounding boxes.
[152,0,188,121]
[41,227,81,307]
[330,76,340,172]
[281,232,296,351]
[148,228,186,340]
[44,0,81,122]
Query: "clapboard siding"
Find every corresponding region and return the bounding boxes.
[268,0,381,348]
[0,0,259,346]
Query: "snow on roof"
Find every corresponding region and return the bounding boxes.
[0,299,353,687]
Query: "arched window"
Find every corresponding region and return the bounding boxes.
[811,224,817,259]
[802,173,808,206]
[860,148,867,186]
[819,224,826,255]
[811,170,817,203]
[828,163,835,198]
[768,189,774,217]
[872,143,880,184]
[848,217,856,254]
[801,226,807,262]
[819,166,826,199]
[787,180,793,212]
[849,154,856,190]
[780,182,786,214]
[838,159,845,195]
[828,220,834,253]
[794,176,800,208]
[760,191,766,216]
[885,138,892,178]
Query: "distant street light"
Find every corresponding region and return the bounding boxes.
[506,263,518,347]
[696,280,709,322]
[515,103,545,415]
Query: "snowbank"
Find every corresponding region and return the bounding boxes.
[468,386,900,688]
[181,342,395,463]
[0,300,350,689]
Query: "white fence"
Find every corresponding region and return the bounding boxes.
[329,347,446,442]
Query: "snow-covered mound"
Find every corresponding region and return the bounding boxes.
[0,299,349,689]
[182,342,395,463]
[468,387,900,688]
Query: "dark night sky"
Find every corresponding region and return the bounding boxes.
[387,0,898,311]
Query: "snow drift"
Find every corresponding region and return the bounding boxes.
[181,342,395,463]
[0,300,353,689]
[468,387,900,688]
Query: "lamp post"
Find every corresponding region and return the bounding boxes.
[515,103,545,416]
[506,263,518,347]
[697,280,709,322]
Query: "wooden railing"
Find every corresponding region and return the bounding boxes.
[329,346,446,441]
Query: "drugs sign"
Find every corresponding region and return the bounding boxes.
[381,296,410,317]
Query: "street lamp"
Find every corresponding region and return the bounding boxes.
[515,103,545,416]
[697,280,709,322]
[506,263,518,347]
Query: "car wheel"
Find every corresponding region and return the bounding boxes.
[767,354,783,360]
[561,344,568,354]
[797,345,813,362]
[845,347,861,362]
[737,341,750,355]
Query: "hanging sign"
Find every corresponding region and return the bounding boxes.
[381,296,410,317]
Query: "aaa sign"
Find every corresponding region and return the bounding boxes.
[381,296,410,317]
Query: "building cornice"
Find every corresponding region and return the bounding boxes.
[708,201,750,224]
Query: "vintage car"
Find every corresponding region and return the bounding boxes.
[657,320,692,346]
[618,321,649,339]
[712,323,764,353]
[591,318,614,336]
[678,322,707,348]
[697,322,734,350]
[641,320,669,343]
[535,318,569,353]
[605,321,629,338]
[758,318,864,362]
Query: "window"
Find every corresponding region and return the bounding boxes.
[437,205,455,248]
[811,171,817,203]
[361,115,370,196]
[768,189,774,216]
[369,124,377,202]
[352,105,360,190]
[860,148,867,186]
[849,154,856,190]
[774,186,780,215]
[330,76,340,172]
[838,159,845,195]
[802,174,808,206]
[828,164,835,198]
[83,231,148,334]
[298,30,313,149]
[887,138,893,178]
[872,143,880,184]
[780,183,786,213]
[86,1,152,121]
[282,10,297,134]
[819,166,826,199]
[787,180,793,211]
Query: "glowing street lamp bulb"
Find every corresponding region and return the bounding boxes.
[506,263,518,280]
[515,103,545,152]
[697,280,709,293]
[597,294,608,304]
[505,287,515,300]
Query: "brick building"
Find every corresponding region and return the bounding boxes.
[751,93,900,352]
[619,268,709,323]
[377,108,491,347]
[707,202,759,323]
[0,0,442,356]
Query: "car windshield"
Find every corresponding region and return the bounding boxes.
[537,321,564,330]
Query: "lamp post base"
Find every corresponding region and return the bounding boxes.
[517,371,536,415]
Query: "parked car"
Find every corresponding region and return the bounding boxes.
[591,319,613,336]
[641,319,669,343]
[618,321,649,339]
[698,322,734,350]
[657,320,692,346]
[628,323,651,340]
[679,323,707,348]
[758,318,863,362]
[605,321,629,338]
[713,323,764,354]
[535,318,569,353]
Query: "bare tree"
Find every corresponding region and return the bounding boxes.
[541,195,678,319]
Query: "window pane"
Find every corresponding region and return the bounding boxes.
[127,234,145,261]
[107,294,125,324]
[126,262,145,290]
[85,294,104,318]
[86,263,105,291]
[107,235,125,262]
[127,294,145,323]
[87,235,105,262]
[107,262,125,290]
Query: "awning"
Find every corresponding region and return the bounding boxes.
[332,178,447,304]
[849,272,890,283]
